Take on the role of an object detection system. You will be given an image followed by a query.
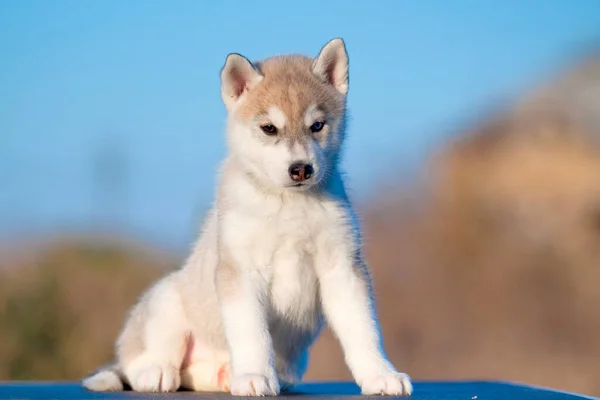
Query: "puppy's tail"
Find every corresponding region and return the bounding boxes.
[82,364,125,392]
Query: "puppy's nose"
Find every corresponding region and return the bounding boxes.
[288,163,314,182]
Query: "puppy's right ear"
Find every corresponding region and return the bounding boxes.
[220,53,263,110]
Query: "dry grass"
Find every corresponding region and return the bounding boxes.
[0,238,168,380]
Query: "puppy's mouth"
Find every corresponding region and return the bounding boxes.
[285,182,310,189]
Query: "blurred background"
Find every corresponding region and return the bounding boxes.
[1,0,600,396]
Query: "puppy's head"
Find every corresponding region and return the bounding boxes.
[220,38,349,191]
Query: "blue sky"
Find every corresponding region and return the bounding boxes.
[1,0,599,250]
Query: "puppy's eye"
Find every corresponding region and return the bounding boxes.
[261,124,278,135]
[310,121,325,133]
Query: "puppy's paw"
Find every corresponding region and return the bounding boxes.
[230,373,280,396]
[360,372,412,396]
[82,369,123,392]
[130,364,180,392]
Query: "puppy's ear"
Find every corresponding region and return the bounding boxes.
[312,38,349,95]
[220,53,263,110]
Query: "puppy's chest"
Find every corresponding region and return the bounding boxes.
[268,243,319,320]
[264,206,326,320]
[241,199,346,318]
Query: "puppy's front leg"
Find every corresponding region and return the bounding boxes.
[215,252,279,396]
[318,250,412,396]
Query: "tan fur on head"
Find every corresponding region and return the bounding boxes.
[237,56,345,129]
[221,38,349,123]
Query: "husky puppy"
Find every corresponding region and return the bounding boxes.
[82,38,412,396]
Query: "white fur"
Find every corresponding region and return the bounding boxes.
[81,369,122,392]
[229,119,302,190]
[82,38,412,397]
[303,103,326,127]
[267,106,287,129]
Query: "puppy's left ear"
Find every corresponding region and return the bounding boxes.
[312,38,349,95]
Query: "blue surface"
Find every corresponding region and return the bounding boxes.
[0,381,596,400]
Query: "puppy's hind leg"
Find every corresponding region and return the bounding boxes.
[120,277,190,393]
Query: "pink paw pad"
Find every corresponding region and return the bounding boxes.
[217,364,231,392]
